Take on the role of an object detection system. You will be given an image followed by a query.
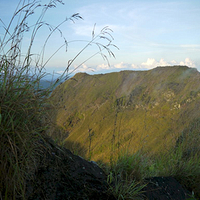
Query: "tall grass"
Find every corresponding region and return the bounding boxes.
[0,0,117,199]
[104,137,200,199]
[151,141,200,198]
[1,56,45,198]
[99,102,200,199]
[106,150,147,200]
[2,0,199,199]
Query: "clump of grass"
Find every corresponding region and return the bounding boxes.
[150,142,200,198]
[104,137,200,199]
[107,172,145,200]
[0,58,48,199]
[0,1,65,198]
[105,150,147,200]
[111,150,149,181]
[0,0,117,199]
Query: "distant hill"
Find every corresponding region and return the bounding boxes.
[48,66,200,162]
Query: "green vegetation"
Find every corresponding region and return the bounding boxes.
[103,144,200,199]
[106,150,147,200]
[0,0,116,199]
[0,1,57,198]
[49,66,200,198]
[1,0,200,199]
[49,66,200,161]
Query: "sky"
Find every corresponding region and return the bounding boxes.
[0,0,200,76]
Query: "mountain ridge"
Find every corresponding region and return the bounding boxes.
[48,65,200,162]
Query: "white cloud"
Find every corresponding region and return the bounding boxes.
[64,58,197,75]
[131,64,140,69]
[141,58,159,69]
[158,58,168,66]
[114,62,127,69]
[141,58,196,69]
[97,63,110,70]
[179,58,196,68]
[171,60,177,64]
[69,64,95,74]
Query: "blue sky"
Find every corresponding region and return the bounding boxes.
[0,0,200,75]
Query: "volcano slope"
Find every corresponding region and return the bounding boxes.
[48,66,200,163]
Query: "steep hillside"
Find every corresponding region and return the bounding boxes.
[48,66,200,162]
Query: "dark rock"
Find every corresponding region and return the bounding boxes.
[25,137,115,200]
[142,176,192,200]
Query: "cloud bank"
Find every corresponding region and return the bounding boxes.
[67,57,197,75]
[141,58,196,69]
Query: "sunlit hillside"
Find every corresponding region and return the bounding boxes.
[48,65,200,162]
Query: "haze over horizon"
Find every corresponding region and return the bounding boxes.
[1,0,200,76]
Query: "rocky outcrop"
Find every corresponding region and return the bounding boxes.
[142,177,192,200]
[24,137,196,200]
[25,137,115,200]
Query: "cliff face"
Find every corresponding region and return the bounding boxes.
[49,66,200,162]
